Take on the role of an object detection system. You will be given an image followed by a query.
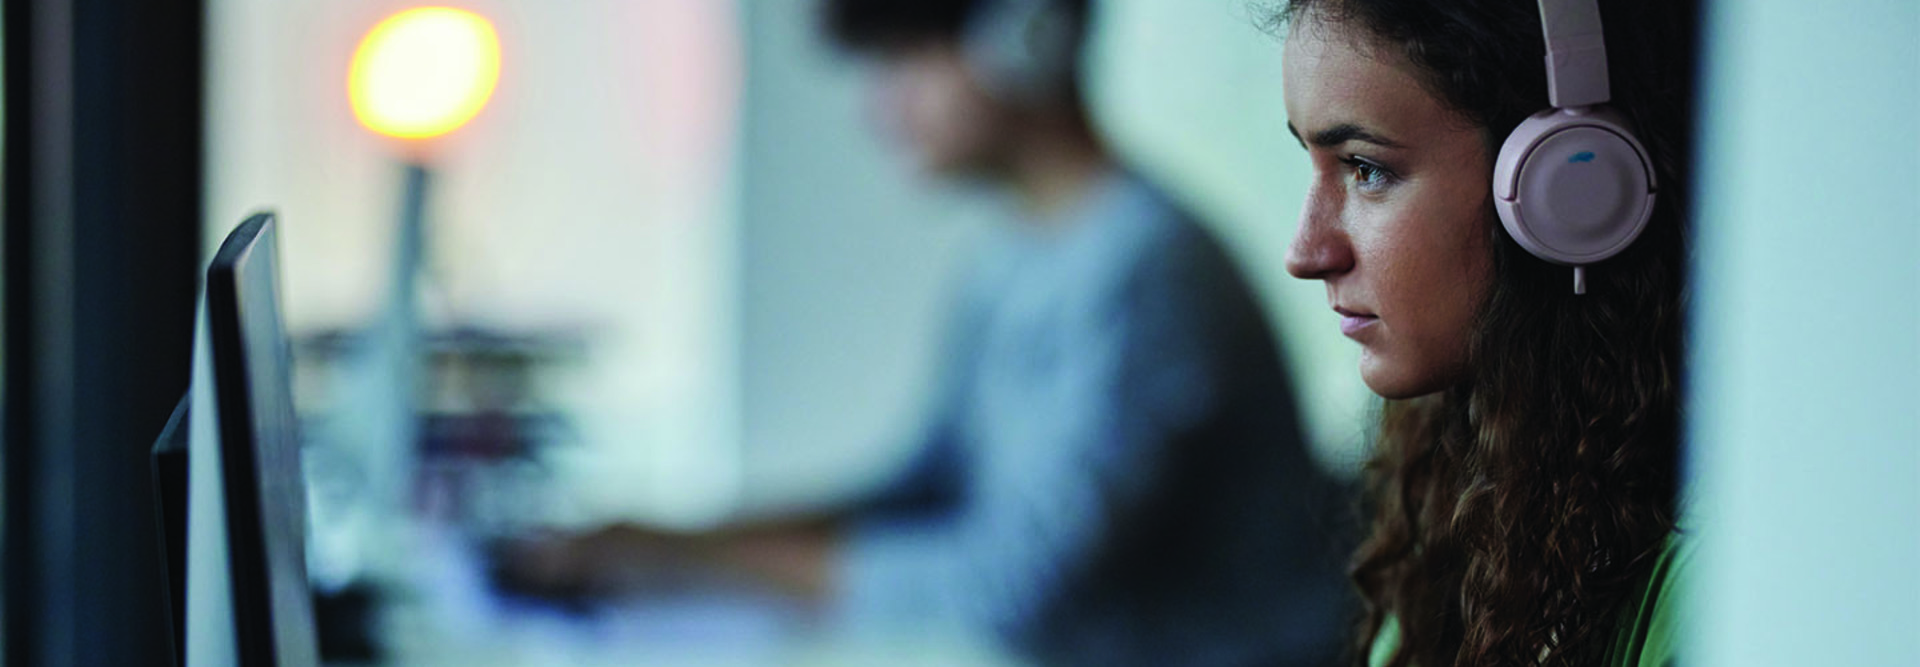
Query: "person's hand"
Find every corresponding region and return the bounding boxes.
[486,518,844,603]
[486,523,694,600]
[701,519,842,601]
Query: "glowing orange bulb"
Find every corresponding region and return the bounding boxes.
[349,7,501,140]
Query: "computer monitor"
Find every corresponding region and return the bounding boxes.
[179,212,320,666]
[152,395,192,666]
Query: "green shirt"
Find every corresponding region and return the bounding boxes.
[1368,532,1695,667]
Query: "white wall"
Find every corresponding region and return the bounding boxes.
[1689,1,1920,665]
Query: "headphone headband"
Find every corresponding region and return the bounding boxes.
[964,0,1078,104]
[1538,0,1611,108]
[1498,0,1656,294]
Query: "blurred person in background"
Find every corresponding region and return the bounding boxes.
[1275,0,1698,665]
[502,1,1351,664]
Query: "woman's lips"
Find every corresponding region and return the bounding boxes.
[1334,307,1378,337]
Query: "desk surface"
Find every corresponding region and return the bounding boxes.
[332,522,1021,667]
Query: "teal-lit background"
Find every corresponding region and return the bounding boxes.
[1688,1,1919,665]
[204,0,1371,529]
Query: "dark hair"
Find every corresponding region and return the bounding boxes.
[823,0,977,52]
[1274,1,1699,665]
[822,0,1092,54]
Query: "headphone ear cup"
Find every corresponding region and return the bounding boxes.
[1493,108,1657,266]
[964,0,1077,104]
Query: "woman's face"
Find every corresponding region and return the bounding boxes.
[1282,13,1496,399]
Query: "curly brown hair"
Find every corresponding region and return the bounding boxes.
[1271,0,1700,665]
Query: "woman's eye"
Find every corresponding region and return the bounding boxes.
[1342,157,1395,192]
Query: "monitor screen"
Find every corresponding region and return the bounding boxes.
[185,213,320,666]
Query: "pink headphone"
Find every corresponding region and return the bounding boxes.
[1493,0,1656,294]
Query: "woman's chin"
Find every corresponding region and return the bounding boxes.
[1359,351,1450,400]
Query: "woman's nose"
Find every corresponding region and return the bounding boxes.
[1285,185,1354,281]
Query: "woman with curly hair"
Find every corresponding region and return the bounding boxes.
[1276,0,1698,665]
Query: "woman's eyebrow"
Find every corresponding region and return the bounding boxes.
[1287,121,1405,150]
